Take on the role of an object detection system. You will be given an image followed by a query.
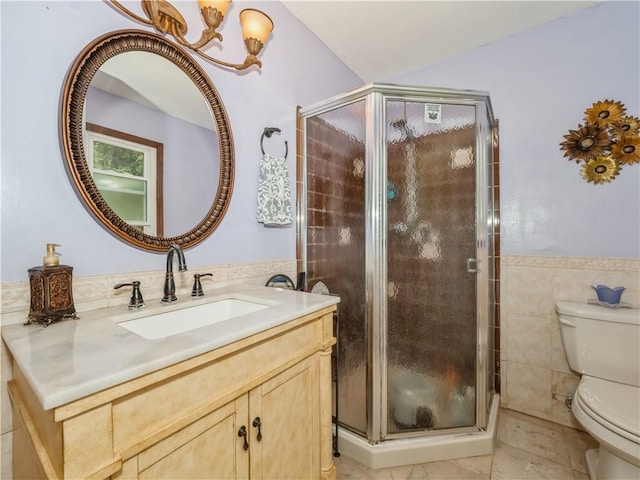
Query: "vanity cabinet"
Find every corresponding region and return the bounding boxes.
[8,306,336,480]
[135,399,245,479]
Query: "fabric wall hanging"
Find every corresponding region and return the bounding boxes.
[257,127,293,225]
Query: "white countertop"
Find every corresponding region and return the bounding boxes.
[1,285,339,410]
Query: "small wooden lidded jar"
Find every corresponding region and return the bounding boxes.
[27,265,77,327]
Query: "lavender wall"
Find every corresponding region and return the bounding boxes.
[3,1,637,285]
[0,1,361,282]
[389,1,640,258]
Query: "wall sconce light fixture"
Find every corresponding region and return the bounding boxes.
[110,0,274,71]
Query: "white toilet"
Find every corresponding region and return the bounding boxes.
[556,301,640,480]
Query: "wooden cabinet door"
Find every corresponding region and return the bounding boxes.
[137,398,249,480]
[249,355,320,480]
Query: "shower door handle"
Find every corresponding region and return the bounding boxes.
[467,258,478,274]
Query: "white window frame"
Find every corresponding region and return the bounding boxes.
[85,123,163,236]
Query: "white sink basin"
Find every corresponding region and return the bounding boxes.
[116,298,271,340]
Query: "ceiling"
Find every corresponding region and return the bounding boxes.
[93,52,214,130]
[281,1,600,82]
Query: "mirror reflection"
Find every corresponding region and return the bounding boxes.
[61,30,234,252]
[85,51,219,237]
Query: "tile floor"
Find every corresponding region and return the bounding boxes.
[335,408,598,479]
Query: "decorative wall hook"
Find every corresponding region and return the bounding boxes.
[560,99,639,184]
[260,127,288,158]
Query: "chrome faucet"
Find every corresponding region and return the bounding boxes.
[161,244,187,304]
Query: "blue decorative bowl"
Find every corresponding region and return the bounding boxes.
[592,285,626,305]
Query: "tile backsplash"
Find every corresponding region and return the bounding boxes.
[0,259,298,326]
[500,254,639,429]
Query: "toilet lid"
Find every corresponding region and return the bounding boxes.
[577,377,640,440]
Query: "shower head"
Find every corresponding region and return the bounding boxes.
[391,118,407,130]
[391,118,414,139]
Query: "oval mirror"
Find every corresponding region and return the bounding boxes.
[61,29,234,252]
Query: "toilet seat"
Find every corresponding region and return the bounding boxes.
[573,376,640,469]
[575,376,640,443]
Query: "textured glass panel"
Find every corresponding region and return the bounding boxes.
[305,100,367,435]
[385,101,477,434]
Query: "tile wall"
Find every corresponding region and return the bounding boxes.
[0,258,297,479]
[500,254,640,428]
[491,122,501,397]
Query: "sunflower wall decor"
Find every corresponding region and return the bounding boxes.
[560,99,640,184]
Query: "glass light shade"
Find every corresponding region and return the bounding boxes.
[239,8,273,44]
[198,0,231,17]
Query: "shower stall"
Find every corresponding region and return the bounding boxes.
[298,84,498,469]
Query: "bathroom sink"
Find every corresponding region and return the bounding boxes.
[115,298,271,340]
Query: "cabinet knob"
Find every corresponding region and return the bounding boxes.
[252,416,262,441]
[238,426,249,451]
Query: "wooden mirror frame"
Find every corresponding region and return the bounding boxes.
[61,29,234,252]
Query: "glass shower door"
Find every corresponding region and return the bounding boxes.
[384,100,478,436]
[304,100,368,436]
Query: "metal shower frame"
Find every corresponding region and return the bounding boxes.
[298,83,496,444]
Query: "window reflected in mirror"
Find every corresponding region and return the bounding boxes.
[86,123,163,236]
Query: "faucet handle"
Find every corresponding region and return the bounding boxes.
[191,273,213,297]
[114,281,145,309]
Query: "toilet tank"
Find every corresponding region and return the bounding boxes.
[555,301,640,387]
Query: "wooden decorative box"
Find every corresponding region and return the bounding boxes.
[27,265,77,327]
